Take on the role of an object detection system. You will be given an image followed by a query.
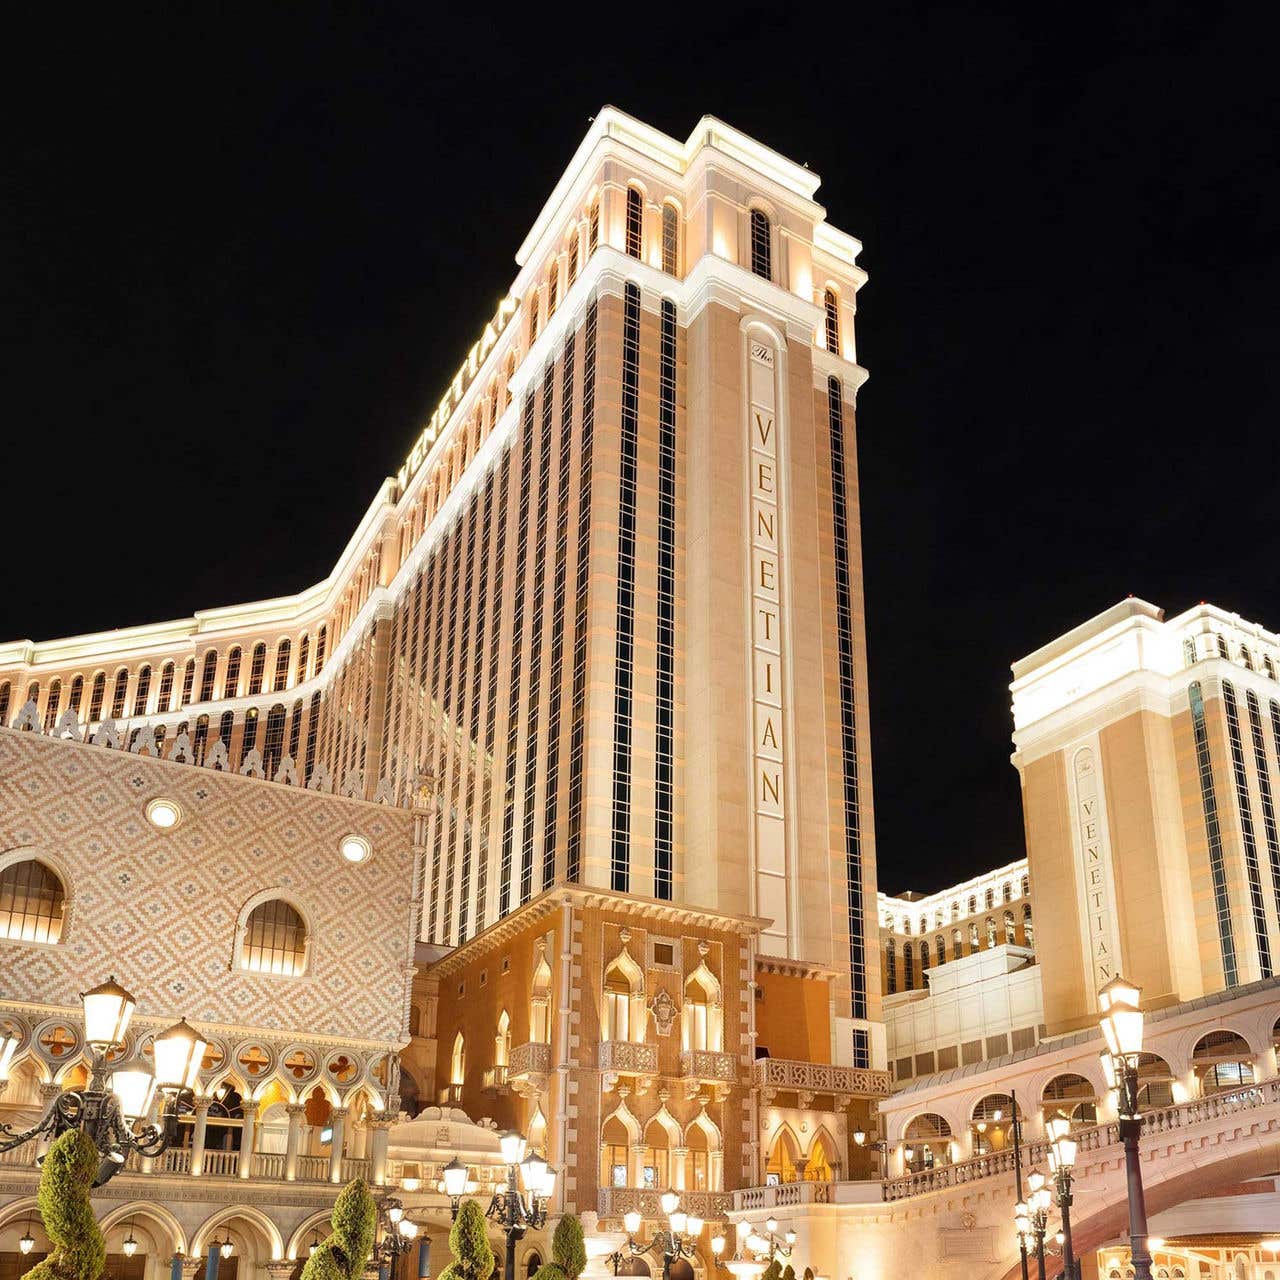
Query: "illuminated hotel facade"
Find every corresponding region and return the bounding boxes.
[1,109,1277,1280]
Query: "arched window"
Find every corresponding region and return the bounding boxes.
[1193,1029,1255,1093]
[1241,648,1254,671]
[156,663,174,714]
[749,209,771,279]
[546,261,558,317]
[247,643,267,696]
[495,1011,511,1069]
[567,234,579,286]
[918,915,927,935]
[67,675,83,717]
[625,187,643,260]
[968,921,980,950]
[935,936,945,966]
[986,917,997,947]
[1004,910,1016,944]
[600,1114,631,1188]
[273,640,291,692]
[604,965,633,1041]
[1021,874,1030,897]
[683,970,722,1052]
[588,197,600,253]
[1266,654,1277,680]
[984,887,995,909]
[527,291,539,344]
[111,667,130,718]
[241,707,260,762]
[971,1093,1019,1153]
[903,1113,952,1172]
[919,940,929,974]
[0,858,66,943]
[525,1255,542,1280]
[288,698,303,761]
[661,203,679,275]
[824,288,840,353]
[314,626,328,674]
[24,682,39,718]
[43,680,61,732]
[238,898,308,975]
[1217,634,1229,659]
[952,927,963,956]
[131,666,151,717]
[198,651,218,703]
[1183,637,1196,666]
[0,682,9,728]
[902,916,911,935]
[1003,882,1013,903]
[903,938,915,989]
[262,705,287,778]
[1022,902,1034,947]
[297,634,310,683]
[450,1032,465,1086]
[968,894,977,915]
[950,900,959,921]
[1042,1073,1098,1127]
[885,938,897,993]
[222,647,242,699]
[193,714,211,766]
[179,659,195,707]
[88,672,106,722]
[1133,1052,1176,1110]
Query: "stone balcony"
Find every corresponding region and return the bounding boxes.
[598,1040,659,1090]
[507,1041,552,1097]
[752,1057,891,1107]
[679,1049,738,1098]
[598,1186,734,1222]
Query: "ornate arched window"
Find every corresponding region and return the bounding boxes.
[985,886,995,909]
[218,710,234,752]
[903,939,915,988]
[87,672,106,722]
[952,927,963,955]
[67,675,83,717]
[969,921,980,949]
[935,936,946,966]
[968,894,977,915]
[43,680,61,732]
[661,203,679,275]
[247,643,267,696]
[179,659,195,707]
[1004,910,1016,944]
[156,663,174,713]
[193,714,211,765]
[314,626,328,674]
[1042,1073,1098,1127]
[297,634,311,683]
[824,288,840,353]
[0,857,66,943]
[450,1032,465,1086]
[683,968,722,1053]
[273,640,291,693]
[198,650,218,703]
[241,707,260,761]
[495,1011,511,1069]
[262,705,287,778]
[1022,902,1034,947]
[625,187,644,260]
[111,667,130,718]
[238,898,308,976]
[750,209,772,279]
[131,666,151,717]
[223,647,242,700]
[903,1113,953,1172]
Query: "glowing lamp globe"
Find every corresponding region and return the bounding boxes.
[153,1018,207,1092]
[442,1157,468,1199]
[670,1211,688,1236]
[111,1061,158,1120]
[624,1211,642,1236]
[82,977,136,1050]
[122,1232,138,1259]
[659,1190,680,1217]
[19,1230,35,1256]
[499,1129,527,1166]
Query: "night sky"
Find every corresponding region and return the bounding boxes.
[6,7,1277,894]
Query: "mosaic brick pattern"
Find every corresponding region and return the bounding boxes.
[0,729,418,1043]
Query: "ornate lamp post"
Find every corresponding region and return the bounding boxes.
[610,1192,703,1280]
[711,1222,765,1279]
[1046,1113,1079,1280]
[0,978,206,1186]
[1016,1170,1053,1280]
[476,1130,555,1280]
[1098,975,1153,1280]
[746,1219,795,1262]
[375,1195,419,1280]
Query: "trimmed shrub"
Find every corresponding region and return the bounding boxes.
[531,1214,586,1280]
[23,1130,104,1280]
[438,1200,495,1280]
[301,1179,377,1280]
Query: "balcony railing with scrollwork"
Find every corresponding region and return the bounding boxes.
[752,1057,891,1097]
[680,1049,738,1084]
[509,1042,552,1078]
[598,1040,659,1076]
[598,1187,734,1221]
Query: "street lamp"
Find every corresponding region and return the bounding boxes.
[1018,1170,1053,1280]
[752,1219,795,1262]
[1098,974,1153,1280]
[459,1130,555,1280]
[374,1195,418,1280]
[610,1194,703,1280]
[1045,1113,1078,1280]
[122,1221,139,1258]
[711,1222,766,1280]
[0,979,206,1186]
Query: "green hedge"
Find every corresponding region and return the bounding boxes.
[22,1131,104,1280]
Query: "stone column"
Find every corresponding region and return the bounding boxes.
[370,1118,391,1186]
[179,1257,203,1280]
[190,1097,212,1176]
[329,1107,349,1183]
[417,1238,432,1280]
[672,1148,688,1191]
[238,1104,257,1179]
[266,1262,295,1280]
[203,1242,220,1280]
[628,1143,645,1190]
[285,1103,307,1181]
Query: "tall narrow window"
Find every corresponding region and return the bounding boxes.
[827,378,867,1048]
[43,680,61,732]
[986,917,997,947]
[156,663,174,713]
[1222,682,1271,977]
[1183,637,1196,666]
[588,198,600,253]
[968,894,977,915]
[0,682,9,728]
[1022,903,1034,947]
[223,648,242,700]
[1246,695,1280,934]
[198,651,217,703]
[903,940,915,989]
[132,666,151,717]
[273,640,291,692]
[1021,874,1030,897]
[89,672,107,721]
[1190,681,1238,985]
[528,292,540,345]
[247,643,267,696]
[969,921,979,949]
[239,899,307,976]
[952,927,963,955]
[546,261,558,317]
[654,299,677,899]
[935,936,945,966]
[750,209,772,280]
[566,298,598,884]
[625,187,643,260]
[610,283,642,893]
[304,692,321,781]
[262,704,287,779]
[824,289,840,354]
[218,710,235,754]
[1004,910,1016,945]
[314,625,327,674]
[297,633,310,683]
[67,675,83,718]
[288,698,303,762]
[111,668,130,718]
[194,714,210,766]
[567,235,579,286]
[661,203,679,275]
[985,887,995,909]
[241,707,260,762]
[885,938,897,994]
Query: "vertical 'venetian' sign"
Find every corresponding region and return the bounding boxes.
[748,337,787,947]
[1072,746,1122,993]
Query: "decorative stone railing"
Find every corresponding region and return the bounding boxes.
[598,1040,659,1077]
[752,1058,891,1098]
[680,1049,738,1085]
[509,1042,552,1078]
[881,1080,1280,1201]
[598,1187,734,1221]
[735,1181,831,1210]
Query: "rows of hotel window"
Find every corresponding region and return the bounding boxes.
[1185,632,1280,679]
[0,856,309,977]
[0,628,329,733]
[884,904,1034,994]
[1190,678,1280,988]
[885,873,1032,937]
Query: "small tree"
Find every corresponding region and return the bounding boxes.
[301,1179,377,1280]
[438,1200,495,1280]
[532,1215,586,1280]
[23,1130,105,1280]
[761,1261,783,1280]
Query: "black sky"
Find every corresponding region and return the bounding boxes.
[4,5,1278,894]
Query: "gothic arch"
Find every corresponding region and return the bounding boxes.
[191,1205,284,1261]
[99,1202,188,1256]
[286,1211,337,1261]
